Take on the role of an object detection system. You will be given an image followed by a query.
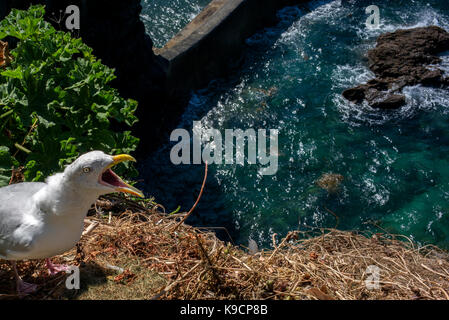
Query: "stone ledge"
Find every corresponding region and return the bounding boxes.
[157,0,306,96]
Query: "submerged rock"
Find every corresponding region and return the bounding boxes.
[343,26,449,109]
[316,173,344,193]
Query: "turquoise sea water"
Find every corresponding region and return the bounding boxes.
[140,0,449,248]
[140,0,210,47]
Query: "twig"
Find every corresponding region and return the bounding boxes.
[195,233,222,287]
[196,226,235,245]
[152,262,202,300]
[172,162,208,232]
[13,118,38,157]
[324,206,339,229]
[82,221,99,236]
[420,264,449,280]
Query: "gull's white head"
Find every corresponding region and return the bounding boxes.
[61,150,144,198]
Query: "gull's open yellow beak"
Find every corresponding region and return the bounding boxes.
[109,154,144,198]
[112,154,137,165]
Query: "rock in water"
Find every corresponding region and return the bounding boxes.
[343,26,449,109]
[316,173,344,193]
[369,93,406,110]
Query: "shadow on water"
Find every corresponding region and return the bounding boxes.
[138,2,334,245]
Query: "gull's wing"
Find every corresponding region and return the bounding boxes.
[0,182,45,259]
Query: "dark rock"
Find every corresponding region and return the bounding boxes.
[342,86,366,103]
[343,26,449,109]
[368,26,449,78]
[421,69,444,86]
[366,78,390,90]
[370,94,406,110]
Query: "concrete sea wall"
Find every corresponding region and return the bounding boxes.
[158,0,307,97]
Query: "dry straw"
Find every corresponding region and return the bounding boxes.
[1,193,449,300]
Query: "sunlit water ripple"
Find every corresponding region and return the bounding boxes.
[140,0,210,48]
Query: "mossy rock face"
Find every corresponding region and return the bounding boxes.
[315,173,344,193]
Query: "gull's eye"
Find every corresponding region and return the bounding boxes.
[82,167,92,174]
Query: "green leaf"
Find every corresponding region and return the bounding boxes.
[1,66,24,79]
[0,146,18,187]
[0,6,140,183]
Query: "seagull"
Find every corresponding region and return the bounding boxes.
[0,151,144,295]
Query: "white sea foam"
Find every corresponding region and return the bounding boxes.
[277,0,344,47]
[355,3,449,41]
[403,85,449,115]
[140,0,208,46]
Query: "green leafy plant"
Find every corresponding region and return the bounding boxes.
[0,5,140,186]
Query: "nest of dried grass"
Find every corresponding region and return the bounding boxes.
[1,195,449,300]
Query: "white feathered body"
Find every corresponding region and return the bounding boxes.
[0,173,101,260]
